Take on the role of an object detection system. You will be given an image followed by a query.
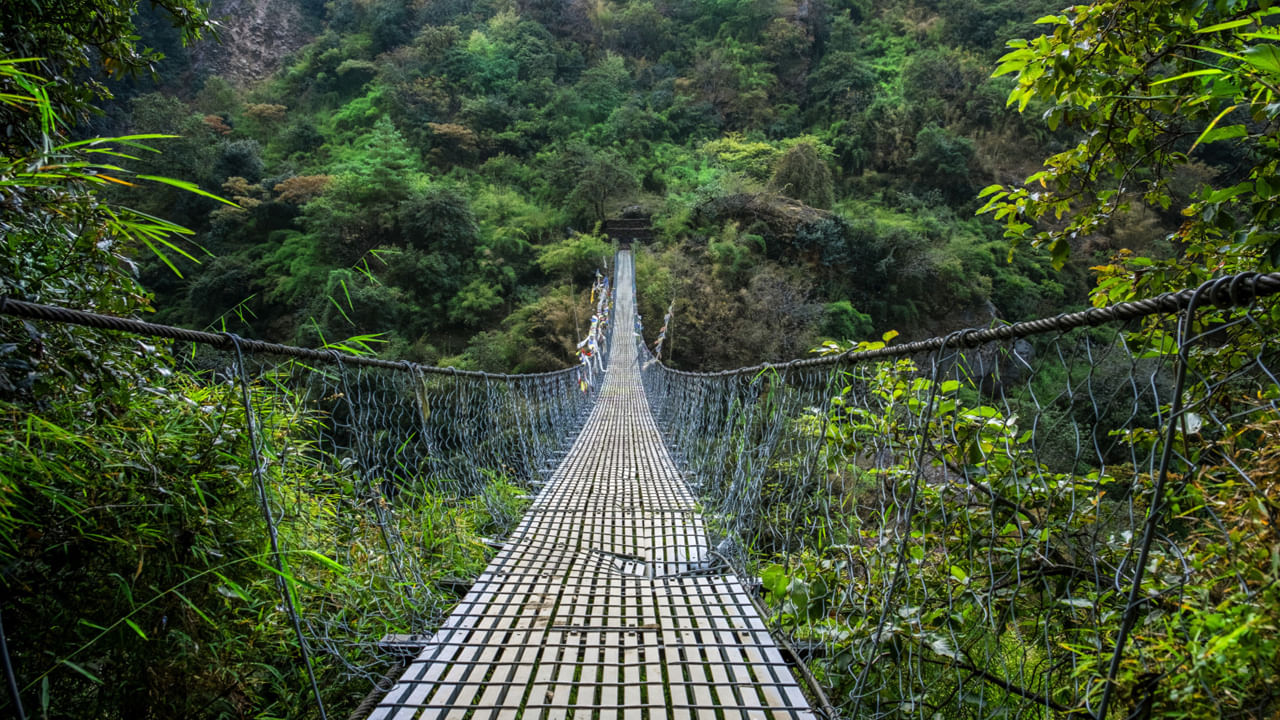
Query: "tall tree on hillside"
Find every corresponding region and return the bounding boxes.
[567,151,639,223]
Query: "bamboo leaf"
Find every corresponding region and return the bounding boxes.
[340,277,354,309]
[56,133,176,151]
[299,550,349,574]
[60,660,103,684]
[1149,68,1226,86]
[172,590,215,626]
[1196,18,1254,33]
[1191,104,1241,152]
[124,618,149,640]
[136,174,239,206]
[328,296,355,327]
[1185,44,1246,62]
[139,237,184,278]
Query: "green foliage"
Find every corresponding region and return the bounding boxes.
[536,230,612,284]
[700,134,781,182]
[819,300,873,341]
[0,0,213,149]
[66,0,1107,371]
[908,124,975,206]
[13,1,1280,716]
[449,278,504,326]
[564,150,640,223]
[769,139,834,209]
[2,367,341,718]
[981,0,1280,298]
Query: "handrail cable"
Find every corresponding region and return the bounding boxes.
[7,271,1279,381]
[0,297,579,380]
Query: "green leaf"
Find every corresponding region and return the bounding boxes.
[1242,44,1280,74]
[1200,124,1248,145]
[1196,18,1254,33]
[1138,330,1179,358]
[124,618,148,640]
[60,659,103,684]
[1050,238,1070,269]
[136,174,239,207]
[1185,44,1246,62]
[299,550,349,574]
[1204,181,1253,203]
[761,564,789,597]
[1149,68,1226,86]
[328,295,355,327]
[57,133,176,152]
[787,578,810,612]
[172,589,215,627]
[1191,105,1240,153]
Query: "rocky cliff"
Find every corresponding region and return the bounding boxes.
[191,0,316,86]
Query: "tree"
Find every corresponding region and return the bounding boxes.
[536,231,611,284]
[566,152,639,223]
[701,134,782,182]
[212,138,265,183]
[0,0,213,151]
[576,51,632,123]
[770,139,834,209]
[806,50,877,119]
[449,278,504,326]
[901,46,985,127]
[610,1,677,58]
[398,184,479,256]
[683,38,777,128]
[907,124,975,207]
[980,1,1280,299]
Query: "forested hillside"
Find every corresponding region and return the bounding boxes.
[109,0,1107,371]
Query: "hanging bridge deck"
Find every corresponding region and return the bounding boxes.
[369,252,815,720]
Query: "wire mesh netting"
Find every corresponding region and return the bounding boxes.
[0,289,612,719]
[640,280,1280,718]
[190,342,607,715]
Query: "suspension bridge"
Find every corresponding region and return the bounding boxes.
[368,252,815,719]
[4,247,1280,720]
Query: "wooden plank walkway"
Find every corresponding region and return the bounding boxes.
[369,251,816,720]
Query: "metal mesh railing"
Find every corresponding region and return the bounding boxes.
[0,289,612,719]
[227,349,599,701]
[639,272,1280,719]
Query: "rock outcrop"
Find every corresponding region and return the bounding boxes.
[191,0,315,86]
